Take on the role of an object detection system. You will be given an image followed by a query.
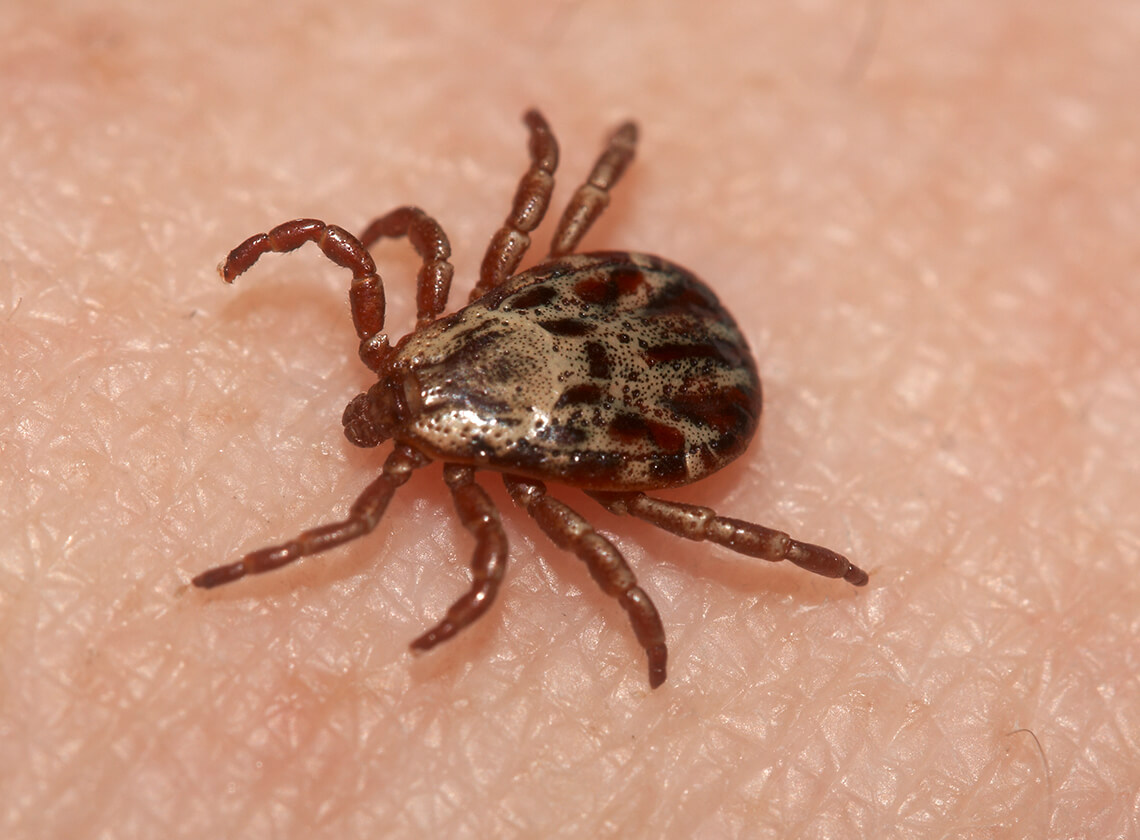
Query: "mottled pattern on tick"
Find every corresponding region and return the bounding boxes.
[391,252,761,490]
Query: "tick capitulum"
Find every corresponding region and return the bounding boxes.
[193,109,868,688]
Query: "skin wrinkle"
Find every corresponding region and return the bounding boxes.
[2,2,1138,838]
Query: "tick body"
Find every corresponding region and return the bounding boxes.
[194,110,868,688]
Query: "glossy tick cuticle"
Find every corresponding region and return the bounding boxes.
[193,109,868,689]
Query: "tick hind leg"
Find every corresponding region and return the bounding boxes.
[410,465,509,652]
[358,206,454,328]
[470,109,560,301]
[504,475,668,688]
[192,445,430,589]
[589,492,869,587]
[549,119,638,257]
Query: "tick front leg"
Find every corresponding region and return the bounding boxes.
[590,492,869,587]
[192,445,430,589]
[219,218,391,372]
[410,465,509,652]
[470,109,560,301]
[358,206,454,328]
[549,120,638,257]
[504,475,668,688]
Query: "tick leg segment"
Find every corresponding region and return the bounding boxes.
[549,120,638,257]
[220,218,391,372]
[470,109,560,301]
[411,465,509,652]
[504,475,668,688]
[358,206,454,328]
[192,445,430,589]
[590,492,869,587]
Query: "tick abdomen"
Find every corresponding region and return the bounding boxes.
[395,251,761,490]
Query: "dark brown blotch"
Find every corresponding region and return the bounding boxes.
[505,440,625,485]
[611,264,648,297]
[436,325,508,368]
[607,412,650,444]
[606,412,686,454]
[572,261,648,307]
[645,419,686,453]
[644,274,724,319]
[665,385,757,438]
[505,284,558,310]
[573,274,619,306]
[555,382,606,408]
[539,318,595,336]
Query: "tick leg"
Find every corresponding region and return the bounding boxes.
[589,492,869,587]
[410,465,509,652]
[192,445,430,589]
[358,206,454,328]
[469,109,560,302]
[220,218,391,373]
[504,475,668,688]
[549,120,638,257]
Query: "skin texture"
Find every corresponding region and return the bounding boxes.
[1,1,1137,837]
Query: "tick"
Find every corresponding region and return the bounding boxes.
[193,109,868,688]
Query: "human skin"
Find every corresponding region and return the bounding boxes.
[2,2,1137,838]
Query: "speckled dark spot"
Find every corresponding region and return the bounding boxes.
[648,452,688,482]
[645,342,726,366]
[585,341,611,379]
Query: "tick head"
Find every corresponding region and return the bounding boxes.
[342,371,422,448]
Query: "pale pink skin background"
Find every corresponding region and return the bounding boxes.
[2,2,1137,838]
